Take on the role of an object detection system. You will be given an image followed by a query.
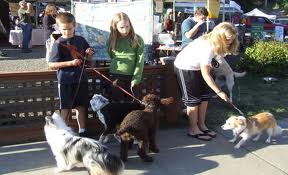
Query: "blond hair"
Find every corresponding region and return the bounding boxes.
[203,22,239,56]
[45,4,57,16]
[108,12,138,51]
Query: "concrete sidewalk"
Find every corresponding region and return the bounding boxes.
[0,119,287,175]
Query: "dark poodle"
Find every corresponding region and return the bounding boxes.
[99,102,144,143]
[116,94,174,162]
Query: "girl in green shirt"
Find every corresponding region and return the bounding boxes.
[107,12,144,102]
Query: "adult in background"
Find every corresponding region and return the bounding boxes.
[107,12,144,102]
[43,3,58,41]
[181,7,208,48]
[174,22,239,141]
[17,0,33,53]
[0,0,10,42]
[162,8,174,33]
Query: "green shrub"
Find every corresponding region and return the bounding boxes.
[238,40,288,77]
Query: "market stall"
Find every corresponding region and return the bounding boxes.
[9,28,46,47]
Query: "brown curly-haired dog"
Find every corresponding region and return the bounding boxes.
[116,94,174,162]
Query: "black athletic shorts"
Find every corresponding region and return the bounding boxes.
[58,83,89,109]
[176,68,211,107]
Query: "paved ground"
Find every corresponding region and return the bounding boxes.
[0,45,48,72]
[0,119,287,175]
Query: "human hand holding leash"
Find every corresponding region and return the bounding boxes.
[71,59,83,67]
[217,91,230,102]
[85,48,94,57]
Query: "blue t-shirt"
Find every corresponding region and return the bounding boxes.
[181,17,207,48]
[50,36,90,84]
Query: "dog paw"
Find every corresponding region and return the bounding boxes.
[149,147,160,153]
[252,138,259,142]
[229,139,236,143]
[142,155,154,162]
[265,139,271,143]
[234,145,241,149]
[65,164,74,171]
[137,152,154,162]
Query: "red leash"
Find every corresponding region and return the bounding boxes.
[92,68,144,105]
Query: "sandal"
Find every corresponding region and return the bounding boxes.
[201,129,217,138]
[187,133,212,141]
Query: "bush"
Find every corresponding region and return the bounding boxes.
[238,40,288,77]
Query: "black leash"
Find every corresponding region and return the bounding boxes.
[227,101,245,116]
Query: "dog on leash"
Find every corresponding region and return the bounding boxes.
[221,112,282,149]
[213,58,246,102]
[90,94,144,143]
[44,112,124,175]
[116,94,174,162]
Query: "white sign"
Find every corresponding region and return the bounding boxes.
[72,0,153,60]
[275,26,284,42]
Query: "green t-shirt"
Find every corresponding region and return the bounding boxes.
[18,8,31,24]
[108,35,144,86]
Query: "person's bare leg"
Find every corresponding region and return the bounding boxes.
[197,101,209,131]
[75,106,87,131]
[198,101,216,136]
[186,106,202,135]
[60,109,72,124]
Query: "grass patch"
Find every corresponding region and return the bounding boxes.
[206,74,288,127]
[160,74,288,129]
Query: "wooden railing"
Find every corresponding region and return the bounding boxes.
[0,65,180,145]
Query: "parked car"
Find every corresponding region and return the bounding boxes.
[275,17,288,25]
[243,16,288,35]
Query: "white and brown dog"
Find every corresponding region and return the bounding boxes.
[221,112,282,149]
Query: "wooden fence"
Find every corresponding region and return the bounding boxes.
[0,65,180,145]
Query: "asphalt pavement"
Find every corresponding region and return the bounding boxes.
[0,118,287,175]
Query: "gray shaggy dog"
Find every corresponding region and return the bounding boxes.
[44,113,124,175]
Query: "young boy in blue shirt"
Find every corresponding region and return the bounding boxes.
[48,12,94,137]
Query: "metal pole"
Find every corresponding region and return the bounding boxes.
[35,2,39,28]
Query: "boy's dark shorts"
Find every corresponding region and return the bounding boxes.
[176,68,211,107]
[58,83,88,109]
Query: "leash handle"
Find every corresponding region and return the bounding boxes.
[92,69,144,104]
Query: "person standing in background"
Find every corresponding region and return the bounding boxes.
[107,12,144,102]
[162,8,174,33]
[43,3,58,41]
[181,7,208,48]
[17,0,33,53]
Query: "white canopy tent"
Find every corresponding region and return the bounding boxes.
[175,0,242,14]
[244,8,276,20]
[220,0,243,13]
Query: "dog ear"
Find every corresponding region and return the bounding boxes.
[160,97,174,105]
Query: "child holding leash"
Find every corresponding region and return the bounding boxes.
[48,12,94,137]
[107,12,144,102]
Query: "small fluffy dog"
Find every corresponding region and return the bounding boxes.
[213,58,246,102]
[116,94,174,162]
[221,112,282,149]
[44,113,124,175]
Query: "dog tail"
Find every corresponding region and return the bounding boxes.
[90,150,124,175]
[273,125,283,136]
[234,71,246,78]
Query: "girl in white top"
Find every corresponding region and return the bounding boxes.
[174,22,239,141]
